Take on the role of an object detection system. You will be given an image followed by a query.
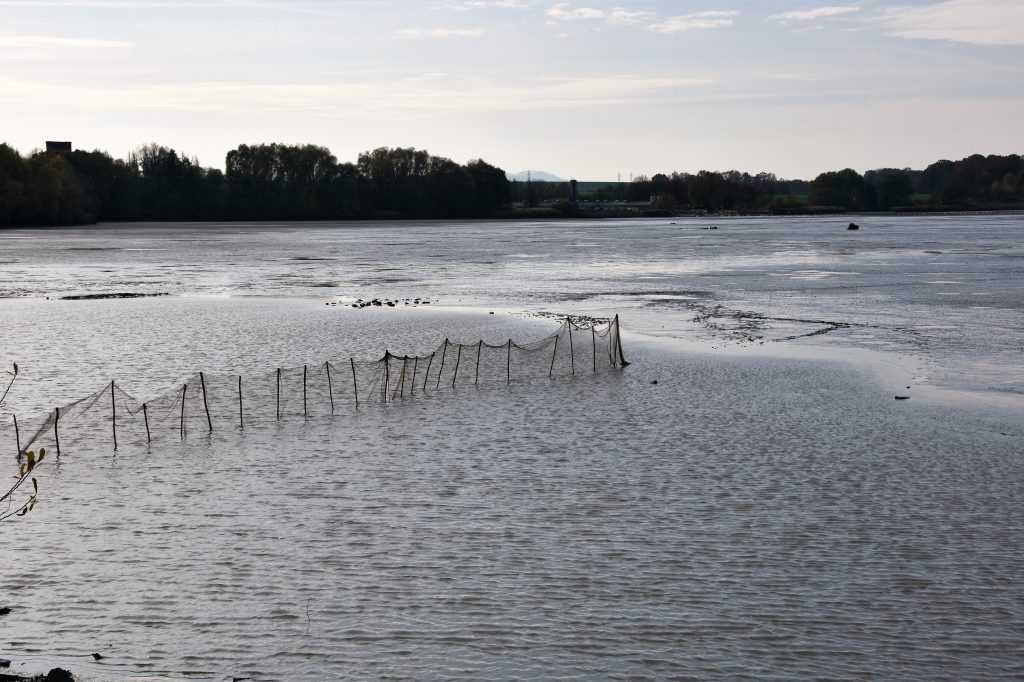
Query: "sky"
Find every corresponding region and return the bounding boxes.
[1,0,1022,180]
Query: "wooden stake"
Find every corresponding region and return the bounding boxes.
[350,358,359,408]
[452,344,462,388]
[507,339,512,384]
[200,372,212,432]
[615,314,630,366]
[410,356,419,395]
[398,356,408,399]
[382,352,390,403]
[303,365,308,417]
[276,368,281,419]
[111,380,118,450]
[54,407,61,455]
[423,352,435,392]
[549,335,559,378]
[180,383,187,440]
[567,317,575,376]
[475,340,482,386]
[143,403,151,444]
[326,362,334,413]
[592,328,597,372]
[238,376,243,429]
[436,340,448,389]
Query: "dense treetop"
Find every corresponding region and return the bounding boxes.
[0,143,511,226]
[595,154,1024,214]
[1,142,1021,227]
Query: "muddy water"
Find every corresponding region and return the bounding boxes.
[0,218,1022,680]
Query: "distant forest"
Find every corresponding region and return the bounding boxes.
[1,141,1023,227]
[0,143,509,226]
[528,154,1024,215]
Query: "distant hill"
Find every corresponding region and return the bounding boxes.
[507,170,567,182]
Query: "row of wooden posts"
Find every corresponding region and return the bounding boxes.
[12,316,626,453]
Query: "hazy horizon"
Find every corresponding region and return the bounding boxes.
[2,0,1023,180]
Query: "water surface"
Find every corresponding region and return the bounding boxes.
[0,217,1022,680]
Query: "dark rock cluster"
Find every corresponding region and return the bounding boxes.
[325,298,433,309]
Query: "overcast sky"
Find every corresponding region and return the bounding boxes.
[1,0,1021,180]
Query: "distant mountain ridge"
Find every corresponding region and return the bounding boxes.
[507,170,567,182]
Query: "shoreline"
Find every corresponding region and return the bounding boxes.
[1,206,1024,231]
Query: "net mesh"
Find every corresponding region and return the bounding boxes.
[6,316,628,454]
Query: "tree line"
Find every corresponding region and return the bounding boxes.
[0,143,511,227]
[612,154,1024,213]
[2,142,1023,227]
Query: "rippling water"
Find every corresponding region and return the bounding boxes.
[1,218,1022,680]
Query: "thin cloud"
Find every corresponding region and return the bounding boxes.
[435,0,532,9]
[0,1,202,4]
[0,0,360,17]
[878,0,1024,46]
[770,73,827,82]
[546,5,737,32]
[398,27,485,38]
[768,6,859,23]
[0,0,250,5]
[647,10,739,33]
[0,35,133,48]
[0,74,714,117]
[608,8,655,25]
[546,3,604,20]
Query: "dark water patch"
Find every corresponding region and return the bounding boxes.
[60,292,171,301]
[353,277,418,285]
[689,303,858,343]
[551,292,595,302]
[623,289,715,299]
[531,310,611,326]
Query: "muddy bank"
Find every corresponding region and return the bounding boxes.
[0,669,74,682]
[59,292,169,301]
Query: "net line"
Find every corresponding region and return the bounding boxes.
[5,316,628,454]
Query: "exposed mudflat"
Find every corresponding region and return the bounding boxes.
[1,215,1021,399]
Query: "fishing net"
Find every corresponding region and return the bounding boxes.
[5,316,628,455]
